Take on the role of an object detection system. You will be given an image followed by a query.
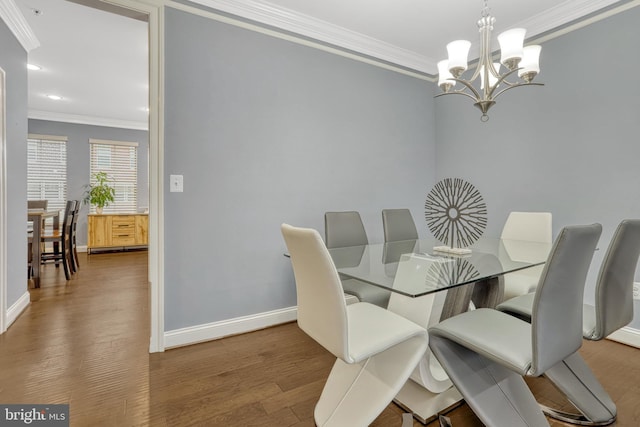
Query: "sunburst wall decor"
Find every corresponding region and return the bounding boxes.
[424,177,487,250]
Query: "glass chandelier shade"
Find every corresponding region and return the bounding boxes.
[497,28,526,69]
[519,45,542,81]
[446,40,472,74]
[437,60,455,90]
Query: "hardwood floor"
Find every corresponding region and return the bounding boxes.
[1,251,639,426]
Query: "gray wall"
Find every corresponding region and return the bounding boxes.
[28,119,149,246]
[435,7,640,325]
[8,3,638,335]
[1,20,28,308]
[163,8,436,330]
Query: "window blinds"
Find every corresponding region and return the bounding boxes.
[89,139,138,214]
[27,134,67,213]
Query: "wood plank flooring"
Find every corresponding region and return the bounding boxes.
[1,251,639,426]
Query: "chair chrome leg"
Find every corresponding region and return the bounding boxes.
[438,414,452,427]
[533,354,617,426]
[540,404,615,426]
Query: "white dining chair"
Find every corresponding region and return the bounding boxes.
[282,224,428,426]
[500,211,552,301]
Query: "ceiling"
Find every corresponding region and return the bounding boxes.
[15,0,149,130]
[14,0,627,131]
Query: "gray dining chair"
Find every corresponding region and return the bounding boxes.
[428,223,601,427]
[382,208,419,242]
[497,219,640,426]
[324,211,391,308]
[281,224,428,427]
[324,211,368,248]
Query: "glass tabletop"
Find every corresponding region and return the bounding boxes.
[329,237,551,298]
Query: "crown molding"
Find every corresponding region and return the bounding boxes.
[187,0,436,74]
[515,0,627,38]
[29,110,148,131]
[0,0,40,52]
[186,0,634,76]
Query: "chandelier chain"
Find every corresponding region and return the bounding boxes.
[481,0,490,18]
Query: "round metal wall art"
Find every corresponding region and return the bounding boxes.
[424,178,487,248]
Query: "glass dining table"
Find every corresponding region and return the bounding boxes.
[329,237,550,298]
[328,237,551,423]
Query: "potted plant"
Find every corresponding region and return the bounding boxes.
[84,171,115,214]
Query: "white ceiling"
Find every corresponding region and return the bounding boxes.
[13,0,627,130]
[15,0,148,130]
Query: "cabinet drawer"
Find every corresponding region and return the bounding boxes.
[112,234,136,245]
[112,224,134,233]
[112,216,135,226]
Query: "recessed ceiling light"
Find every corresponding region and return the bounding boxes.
[46,94,63,101]
[27,64,41,71]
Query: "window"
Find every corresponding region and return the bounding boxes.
[27,134,67,213]
[89,139,138,214]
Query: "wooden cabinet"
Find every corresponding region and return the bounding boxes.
[88,213,148,253]
[87,214,111,248]
[135,215,148,244]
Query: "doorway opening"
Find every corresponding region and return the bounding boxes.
[3,0,163,351]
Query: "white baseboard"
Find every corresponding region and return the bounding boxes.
[6,291,30,328]
[607,326,640,348]
[164,305,298,349]
[164,294,359,349]
[77,245,87,253]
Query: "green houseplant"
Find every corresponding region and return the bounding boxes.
[84,171,115,214]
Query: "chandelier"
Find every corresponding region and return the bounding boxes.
[436,0,543,121]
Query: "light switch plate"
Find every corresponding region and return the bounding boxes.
[170,174,183,192]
